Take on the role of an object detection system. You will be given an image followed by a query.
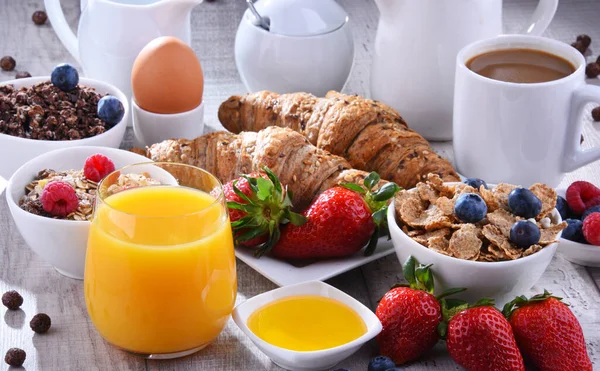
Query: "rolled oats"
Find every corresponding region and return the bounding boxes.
[19,169,97,221]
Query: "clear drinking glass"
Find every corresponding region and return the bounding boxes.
[84,163,236,359]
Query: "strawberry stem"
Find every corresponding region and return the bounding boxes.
[228,166,307,257]
[340,172,401,256]
[502,290,565,319]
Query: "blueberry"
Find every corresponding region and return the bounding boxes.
[50,63,79,91]
[508,188,542,219]
[454,193,487,223]
[368,356,395,371]
[562,218,587,243]
[556,196,572,220]
[463,177,488,190]
[97,96,125,126]
[385,369,405,371]
[582,205,600,221]
[510,220,541,248]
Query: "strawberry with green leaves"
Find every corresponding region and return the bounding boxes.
[224,166,306,251]
[502,291,592,371]
[271,172,400,259]
[441,298,525,371]
[375,256,465,364]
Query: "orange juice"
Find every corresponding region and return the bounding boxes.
[84,186,236,355]
[247,295,367,351]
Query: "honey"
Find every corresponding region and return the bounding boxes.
[247,295,367,351]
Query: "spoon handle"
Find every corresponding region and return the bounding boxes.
[246,0,270,31]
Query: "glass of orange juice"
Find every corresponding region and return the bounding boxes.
[84,163,236,359]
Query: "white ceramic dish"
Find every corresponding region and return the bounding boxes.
[235,237,394,287]
[6,146,150,279]
[387,183,561,305]
[555,188,600,267]
[232,280,382,371]
[132,99,205,147]
[0,76,129,180]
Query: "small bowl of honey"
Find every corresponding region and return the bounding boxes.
[232,281,382,371]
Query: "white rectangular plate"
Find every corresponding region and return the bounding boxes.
[235,237,395,286]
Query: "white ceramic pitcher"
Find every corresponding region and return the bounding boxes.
[370,0,559,140]
[45,0,202,99]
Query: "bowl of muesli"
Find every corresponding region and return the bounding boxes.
[388,174,566,305]
[0,75,129,179]
[6,146,152,279]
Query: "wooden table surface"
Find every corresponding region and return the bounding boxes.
[1,0,600,370]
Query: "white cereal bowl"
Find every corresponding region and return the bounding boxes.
[0,76,129,180]
[132,99,205,147]
[555,188,600,267]
[232,281,382,371]
[6,146,150,279]
[387,186,561,306]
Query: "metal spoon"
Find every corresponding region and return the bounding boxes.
[246,0,270,31]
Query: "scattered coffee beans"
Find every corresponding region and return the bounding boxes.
[30,313,51,334]
[1,56,16,71]
[586,62,600,78]
[592,106,600,122]
[2,290,23,310]
[4,348,26,367]
[32,10,47,25]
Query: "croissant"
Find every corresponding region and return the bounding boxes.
[218,91,460,189]
[133,126,375,208]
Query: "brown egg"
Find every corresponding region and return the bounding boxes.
[132,36,204,114]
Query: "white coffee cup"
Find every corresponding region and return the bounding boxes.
[453,35,600,187]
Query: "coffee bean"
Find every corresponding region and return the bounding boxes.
[592,106,600,122]
[32,10,48,25]
[586,62,600,78]
[15,71,31,79]
[1,56,16,71]
[577,34,592,49]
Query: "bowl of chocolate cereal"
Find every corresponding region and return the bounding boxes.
[0,65,129,179]
[388,175,565,305]
[6,146,152,279]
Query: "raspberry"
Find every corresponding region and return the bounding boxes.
[40,181,79,217]
[582,212,600,246]
[83,154,115,182]
[565,181,600,215]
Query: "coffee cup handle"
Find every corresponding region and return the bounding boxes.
[562,84,600,172]
[520,0,559,36]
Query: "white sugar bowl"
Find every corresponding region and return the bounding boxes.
[235,0,354,96]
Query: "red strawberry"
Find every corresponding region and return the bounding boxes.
[223,167,305,250]
[583,212,600,245]
[445,302,525,371]
[566,181,600,215]
[375,257,465,364]
[502,291,592,371]
[272,173,400,259]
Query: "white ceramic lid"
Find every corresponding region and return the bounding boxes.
[254,0,348,36]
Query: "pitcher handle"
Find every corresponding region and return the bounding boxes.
[520,0,559,36]
[562,84,600,173]
[44,0,80,62]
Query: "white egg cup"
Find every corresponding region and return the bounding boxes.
[132,99,205,147]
